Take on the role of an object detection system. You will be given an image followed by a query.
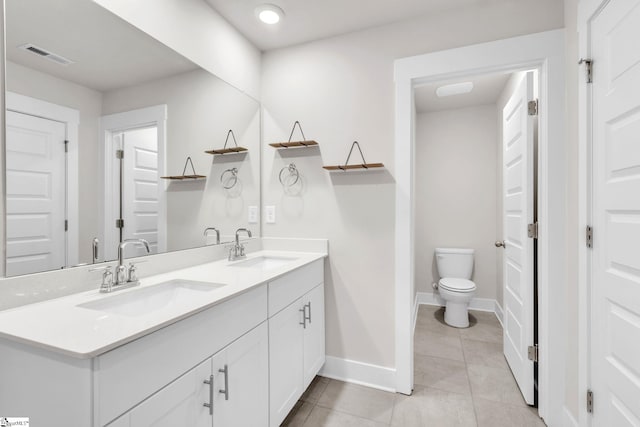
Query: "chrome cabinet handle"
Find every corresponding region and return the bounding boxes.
[300,307,307,328]
[304,302,311,324]
[495,240,506,248]
[219,365,229,400]
[203,375,213,415]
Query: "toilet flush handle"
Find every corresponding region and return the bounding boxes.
[495,240,506,248]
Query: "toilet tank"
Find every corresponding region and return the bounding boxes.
[435,248,474,279]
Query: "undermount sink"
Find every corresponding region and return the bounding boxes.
[230,255,298,270]
[77,279,226,317]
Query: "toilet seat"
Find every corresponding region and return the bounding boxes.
[439,278,476,293]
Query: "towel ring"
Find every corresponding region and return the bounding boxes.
[279,163,300,187]
[220,168,238,189]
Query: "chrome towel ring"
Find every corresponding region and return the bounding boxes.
[279,163,300,187]
[220,167,238,189]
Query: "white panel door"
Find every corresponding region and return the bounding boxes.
[123,127,160,257]
[591,1,640,424]
[212,322,269,427]
[303,284,325,388]
[502,71,536,405]
[5,110,66,276]
[269,299,304,427]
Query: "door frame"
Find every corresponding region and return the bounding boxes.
[394,29,566,425]
[5,91,80,267]
[100,105,167,261]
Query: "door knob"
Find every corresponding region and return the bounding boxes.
[495,240,506,248]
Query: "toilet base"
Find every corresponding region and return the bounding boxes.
[444,301,470,328]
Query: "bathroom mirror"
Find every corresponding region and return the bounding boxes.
[4,0,260,276]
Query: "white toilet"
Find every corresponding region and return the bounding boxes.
[435,247,477,328]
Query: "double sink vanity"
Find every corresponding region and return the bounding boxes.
[0,241,327,427]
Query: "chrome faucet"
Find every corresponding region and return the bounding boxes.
[229,228,252,261]
[204,227,221,245]
[115,239,150,288]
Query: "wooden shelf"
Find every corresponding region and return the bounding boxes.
[205,147,248,155]
[161,174,206,180]
[269,140,318,149]
[322,163,384,171]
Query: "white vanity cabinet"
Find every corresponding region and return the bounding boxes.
[119,322,269,427]
[268,259,325,427]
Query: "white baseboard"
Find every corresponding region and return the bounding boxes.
[319,356,396,393]
[417,291,502,324]
[562,406,579,427]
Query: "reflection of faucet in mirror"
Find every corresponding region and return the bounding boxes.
[229,228,252,261]
[92,238,99,264]
[204,227,221,245]
[114,239,150,290]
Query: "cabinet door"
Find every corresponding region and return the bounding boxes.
[129,358,212,427]
[213,322,269,427]
[303,284,325,388]
[269,299,305,427]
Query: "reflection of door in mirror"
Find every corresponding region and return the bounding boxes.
[5,93,80,277]
[101,106,167,261]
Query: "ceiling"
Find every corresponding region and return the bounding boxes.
[205,0,491,51]
[6,0,198,92]
[414,73,511,114]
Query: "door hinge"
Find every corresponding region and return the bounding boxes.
[64,220,68,231]
[115,219,124,229]
[586,226,593,248]
[116,149,124,159]
[587,389,594,413]
[64,140,69,153]
[527,222,539,239]
[579,58,593,84]
[527,344,539,362]
[528,99,538,116]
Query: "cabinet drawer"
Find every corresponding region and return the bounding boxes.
[95,285,267,426]
[268,259,323,317]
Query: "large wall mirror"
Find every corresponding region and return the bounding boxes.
[4,0,261,277]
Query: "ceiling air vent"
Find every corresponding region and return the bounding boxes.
[18,43,74,66]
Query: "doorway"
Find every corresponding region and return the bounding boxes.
[394,29,566,425]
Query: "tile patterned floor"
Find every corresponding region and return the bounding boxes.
[282,305,546,427]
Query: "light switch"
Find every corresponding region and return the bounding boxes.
[265,205,276,224]
[248,206,258,224]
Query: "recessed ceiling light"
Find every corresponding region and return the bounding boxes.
[255,4,284,25]
[436,82,474,97]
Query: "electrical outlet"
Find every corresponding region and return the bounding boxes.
[248,206,258,224]
[265,205,276,224]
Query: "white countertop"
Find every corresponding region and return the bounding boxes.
[0,250,326,359]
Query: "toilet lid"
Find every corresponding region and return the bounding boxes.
[439,278,476,292]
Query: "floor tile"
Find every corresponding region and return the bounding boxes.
[467,364,527,407]
[413,354,471,395]
[302,376,331,403]
[460,316,503,344]
[461,339,507,369]
[282,401,315,427]
[303,406,387,427]
[317,380,395,424]
[391,385,476,427]
[474,397,546,427]
[414,328,464,361]
[415,306,460,337]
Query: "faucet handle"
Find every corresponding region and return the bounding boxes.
[90,266,113,293]
[127,260,147,283]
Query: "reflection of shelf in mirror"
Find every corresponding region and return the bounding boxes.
[205,147,248,155]
[322,163,384,171]
[161,156,206,180]
[269,140,318,149]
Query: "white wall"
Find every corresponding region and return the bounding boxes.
[262,1,564,370]
[102,68,261,250]
[415,105,499,301]
[6,61,103,264]
[93,0,261,100]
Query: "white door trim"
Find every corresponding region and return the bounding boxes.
[100,105,167,261]
[394,29,566,425]
[5,91,80,267]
